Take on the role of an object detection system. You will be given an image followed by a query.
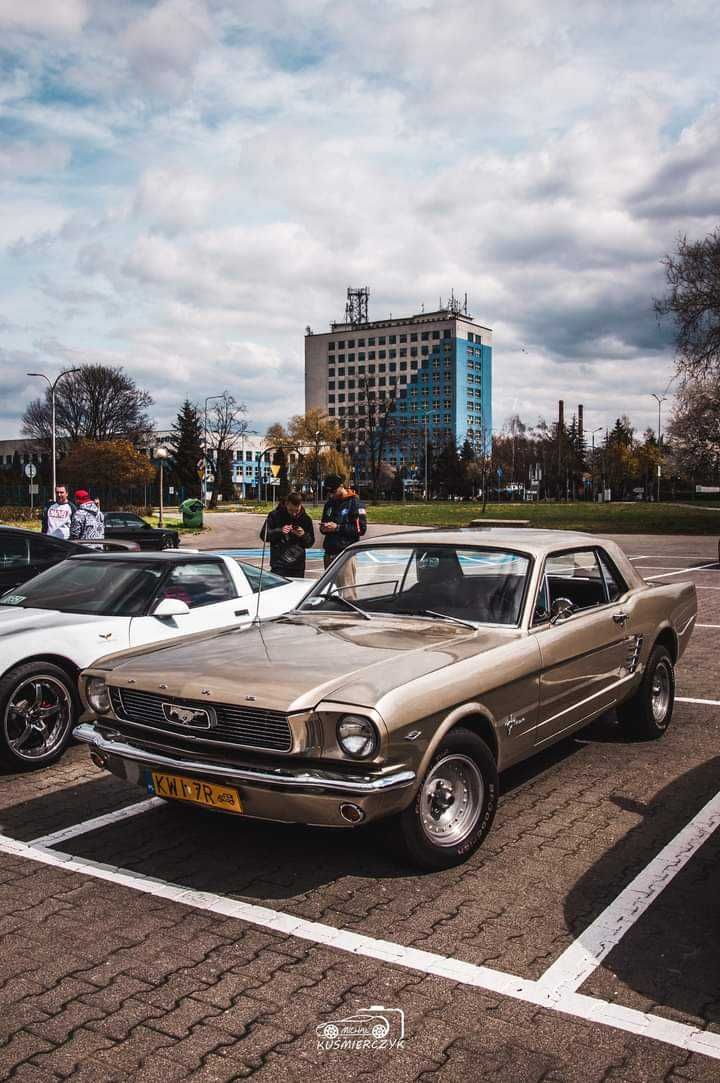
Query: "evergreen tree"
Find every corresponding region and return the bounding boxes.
[459,439,475,498]
[169,400,203,499]
[434,439,464,497]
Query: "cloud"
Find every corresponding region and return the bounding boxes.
[0,0,90,35]
[0,0,719,441]
[121,0,214,99]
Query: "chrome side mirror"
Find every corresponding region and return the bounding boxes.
[550,597,575,625]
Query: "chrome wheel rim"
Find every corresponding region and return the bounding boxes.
[419,753,484,848]
[3,675,72,761]
[651,660,672,724]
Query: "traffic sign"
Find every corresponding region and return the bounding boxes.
[29,484,39,495]
[270,463,281,477]
[24,463,37,479]
[268,478,280,486]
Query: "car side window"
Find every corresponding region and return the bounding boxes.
[0,535,30,568]
[596,548,627,601]
[29,536,69,561]
[536,549,606,622]
[156,562,236,608]
[241,564,290,593]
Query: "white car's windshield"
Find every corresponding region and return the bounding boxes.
[299,545,531,626]
[0,560,165,615]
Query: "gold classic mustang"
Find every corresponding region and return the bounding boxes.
[75,530,697,869]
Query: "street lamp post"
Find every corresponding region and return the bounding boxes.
[26,368,81,494]
[651,393,667,503]
[202,396,221,504]
[155,446,169,526]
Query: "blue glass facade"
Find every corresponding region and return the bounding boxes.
[385,335,492,467]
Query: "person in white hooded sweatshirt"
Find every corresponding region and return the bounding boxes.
[70,489,105,542]
[42,484,75,540]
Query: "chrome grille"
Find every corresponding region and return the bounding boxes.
[109,687,293,752]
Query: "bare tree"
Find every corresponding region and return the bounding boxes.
[668,374,720,478]
[208,392,247,508]
[655,228,720,378]
[22,364,153,447]
[356,376,402,499]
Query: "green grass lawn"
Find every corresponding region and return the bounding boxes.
[238,500,720,535]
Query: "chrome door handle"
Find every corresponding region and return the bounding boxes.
[613,611,629,625]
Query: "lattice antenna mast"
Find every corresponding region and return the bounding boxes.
[345,286,370,326]
[443,289,468,317]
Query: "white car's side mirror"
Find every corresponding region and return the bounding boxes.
[153,597,191,618]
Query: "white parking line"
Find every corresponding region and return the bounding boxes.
[29,798,163,848]
[0,831,718,1061]
[676,696,720,707]
[646,562,719,580]
[536,788,720,997]
[696,623,720,629]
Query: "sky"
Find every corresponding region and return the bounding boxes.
[1,0,719,442]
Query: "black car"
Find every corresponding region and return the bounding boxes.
[103,511,179,551]
[0,527,138,592]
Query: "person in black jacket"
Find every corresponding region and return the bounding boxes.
[319,474,367,569]
[260,492,315,577]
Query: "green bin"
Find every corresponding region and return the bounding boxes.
[181,498,204,528]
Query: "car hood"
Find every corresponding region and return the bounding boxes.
[0,606,115,637]
[95,614,519,712]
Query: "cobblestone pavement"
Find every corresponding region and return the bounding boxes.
[0,534,718,1081]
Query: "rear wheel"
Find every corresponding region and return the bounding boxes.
[388,727,498,869]
[0,662,77,770]
[617,645,675,740]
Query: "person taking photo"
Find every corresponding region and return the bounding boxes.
[260,492,315,577]
[319,474,367,569]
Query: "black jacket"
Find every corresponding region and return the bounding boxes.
[320,494,367,555]
[260,504,315,576]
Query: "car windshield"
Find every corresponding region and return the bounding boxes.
[299,545,531,626]
[0,559,166,615]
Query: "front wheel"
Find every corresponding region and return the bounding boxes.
[388,727,498,869]
[617,645,675,740]
[0,662,77,771]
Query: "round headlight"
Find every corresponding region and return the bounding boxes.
[86,676,111,714]
[337,715,378,759]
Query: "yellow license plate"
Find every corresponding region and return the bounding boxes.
[151,771,243,813]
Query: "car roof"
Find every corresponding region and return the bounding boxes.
[358,527,598,556]
[65,550,221,562]
[0,525,72,543]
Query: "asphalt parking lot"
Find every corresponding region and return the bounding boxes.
[0,530,718,1082]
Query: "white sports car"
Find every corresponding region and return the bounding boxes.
[0,551,312,770]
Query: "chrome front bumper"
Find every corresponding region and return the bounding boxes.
[73,723,417,828]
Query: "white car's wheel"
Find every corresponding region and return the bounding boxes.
[0,662,77,771]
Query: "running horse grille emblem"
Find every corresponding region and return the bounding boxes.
[161,703,215,729]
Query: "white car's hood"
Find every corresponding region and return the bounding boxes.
[0,606,114,637]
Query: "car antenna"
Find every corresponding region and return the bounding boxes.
[254,510,269,624]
